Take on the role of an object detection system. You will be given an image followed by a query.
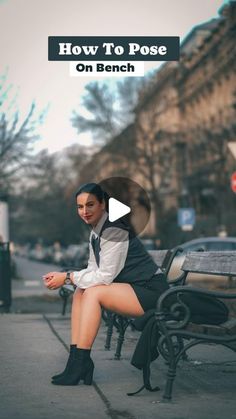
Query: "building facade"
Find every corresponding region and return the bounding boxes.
[78,2,236,246]
[135,1,236,244]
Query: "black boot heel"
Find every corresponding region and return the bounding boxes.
[83,363,94,385]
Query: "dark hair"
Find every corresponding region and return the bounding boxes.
[75,183,109,211]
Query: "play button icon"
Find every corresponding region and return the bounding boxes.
[108,198,131,222]
[98,177,151,242]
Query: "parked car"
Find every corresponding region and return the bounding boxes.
[42,245,66,265]
[62,245,79,267]
[73,243,89,269]
[28,244,47,262]
[62,244,89,269]
[168,237,236,284]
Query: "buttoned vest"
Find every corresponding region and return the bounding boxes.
[91,218,158,284]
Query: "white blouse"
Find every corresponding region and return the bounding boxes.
[73,212,129,288]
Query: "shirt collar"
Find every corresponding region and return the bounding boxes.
[92,211,108,238]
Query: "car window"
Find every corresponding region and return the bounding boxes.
[206,241,234,250]
[183,243,206,253]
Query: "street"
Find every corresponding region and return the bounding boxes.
[12,255,60,297]
[10,256,69,315]
[1,255,236,418]
[1,312,236,419]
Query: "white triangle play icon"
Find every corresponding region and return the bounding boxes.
[108,198,131,222]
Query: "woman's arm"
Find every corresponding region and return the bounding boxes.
[43,228,128,290]
[43,238,94,289]
[73,227,129,288]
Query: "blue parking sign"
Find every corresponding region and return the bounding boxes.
[178,208,195,230]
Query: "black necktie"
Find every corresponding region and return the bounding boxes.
[91,234,100,266]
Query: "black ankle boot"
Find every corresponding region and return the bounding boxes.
[51,344,77,380]
[52,348,94,386]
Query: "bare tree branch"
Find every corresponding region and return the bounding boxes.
[0,75,46,192]
[71,78,147,144]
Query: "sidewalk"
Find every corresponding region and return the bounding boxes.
[0,312,236,419]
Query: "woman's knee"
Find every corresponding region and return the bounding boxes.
[73,288,84,301]
[83,285,106,301]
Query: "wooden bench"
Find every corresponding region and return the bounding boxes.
[104,247,184,359]
[59,249,179,316]
[155,251,236,401]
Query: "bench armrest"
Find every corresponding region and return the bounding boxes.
[156,286,235,329]
[168,272,187,286]
[157,286,236,309]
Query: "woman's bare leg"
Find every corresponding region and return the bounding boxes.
[77,283,144,349]
[71,288,85,344]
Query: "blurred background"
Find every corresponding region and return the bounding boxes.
[0,0,236,312]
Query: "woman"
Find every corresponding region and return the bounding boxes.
[43,183,169,386]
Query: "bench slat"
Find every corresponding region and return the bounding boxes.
[181,251,236,276]
[187,318,236,336]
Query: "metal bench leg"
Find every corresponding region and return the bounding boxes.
[162,335,178,401]
[59,287,72,316]
[114,315,131,360]
[115,318,125,359]
[104,311,114,350]
[163,362,176,401]
[62,295,68,316]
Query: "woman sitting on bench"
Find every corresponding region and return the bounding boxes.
[43,182,169,386]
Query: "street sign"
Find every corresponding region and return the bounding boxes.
[231,172,236,193]
[178,208,195,231]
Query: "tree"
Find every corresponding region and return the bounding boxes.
[10,147,90,245]
[134,106,176,240]
[0,72,45,193]
[185,124,236,230]
[71,77,148,145]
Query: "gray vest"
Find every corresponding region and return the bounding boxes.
[91,218,158,284]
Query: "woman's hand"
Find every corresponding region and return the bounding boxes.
[43,271,66,290]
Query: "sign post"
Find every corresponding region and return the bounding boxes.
[0,199,9,242]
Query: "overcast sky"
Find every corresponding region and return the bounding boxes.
[0,0,228,153]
